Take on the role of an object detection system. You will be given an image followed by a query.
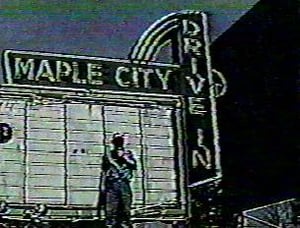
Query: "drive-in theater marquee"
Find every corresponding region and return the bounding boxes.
[0,10,226,223]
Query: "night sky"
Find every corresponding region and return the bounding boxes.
[0,0,258,81]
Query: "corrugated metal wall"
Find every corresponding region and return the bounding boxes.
[66,103,104,206]
[0,98,180,208]
[0,100,25,203]
[142,107,177,204]
[26,103,66,204]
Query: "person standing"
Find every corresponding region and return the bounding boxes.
[101,133,137,228]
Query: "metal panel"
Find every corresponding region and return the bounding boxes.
[142,107,178,205]
[146,157,174,168]
[67,104,103,121]
[132,196,144,206]
[27,105,64,119]
[68,190,99,206]
[27,152,65,164]
[131,177,144,192]
[28,187,65,204]
[68,131,103,143]
[68,163,102,177]
[28,120,64,130]
[143,147,174,157]
[0,173,23,186]
[26,141,65,153]
[26,103,65,204]
[0,96,183,211]
[66,103,104,205]
[147,170,176,180]
[27,175,64,187]
[27,130,65,141]
[68,177,100,189]
[146,191,177,203]
[103,106,141,148]
[0,186,23,202]
[0,161,23,173]
[0,99,25,203]
[28,165,64,176]
[146,181,177,191]
[104,123,140,139]
[143,108,173,127]
[141,126,173,137]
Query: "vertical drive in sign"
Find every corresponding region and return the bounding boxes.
[129,11,223,186]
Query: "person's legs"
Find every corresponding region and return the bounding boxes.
[119,181,133,227]
[105,181,120,227]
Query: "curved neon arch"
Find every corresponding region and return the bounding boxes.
[129,10,203,61]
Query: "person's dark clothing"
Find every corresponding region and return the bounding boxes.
[105,180,132,227]
[102,149,136,227]
[102,149,136,181]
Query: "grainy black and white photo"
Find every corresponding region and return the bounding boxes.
[0,1,298,227]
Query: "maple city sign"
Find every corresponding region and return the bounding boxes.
[2,11,216,97]
[2,50,183,94]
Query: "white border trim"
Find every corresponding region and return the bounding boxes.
[243,198,296,213]
[144,25,177,61]
[202,12,222,176]
[3,50,180,68]
[0,84,182,101]
[4,50,13,84]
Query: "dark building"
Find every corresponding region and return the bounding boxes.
[210,0,299,223]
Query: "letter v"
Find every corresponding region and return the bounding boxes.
[185,74,206,95]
